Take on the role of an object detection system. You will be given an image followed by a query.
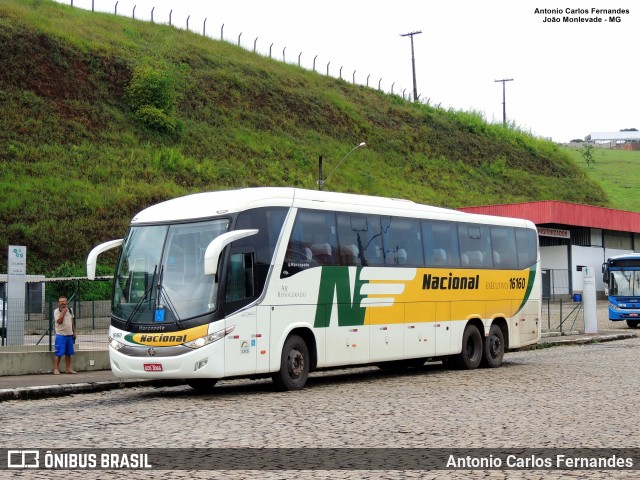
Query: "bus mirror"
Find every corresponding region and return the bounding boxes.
[204,229,259,277]
[87,239,123,280]
[602,263,609,283]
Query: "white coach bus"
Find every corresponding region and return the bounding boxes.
[87,187,541,391]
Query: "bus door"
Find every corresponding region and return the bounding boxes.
[223,250,259,377]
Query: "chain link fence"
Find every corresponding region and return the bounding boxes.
[1,278,112,352]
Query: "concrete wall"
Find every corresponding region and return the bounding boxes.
[0,350,109,376]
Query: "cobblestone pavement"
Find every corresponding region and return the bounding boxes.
[3,335,640,479]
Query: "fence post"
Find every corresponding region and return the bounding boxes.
[559,299,563,334]
[48,296,53,352]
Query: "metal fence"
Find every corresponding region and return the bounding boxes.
[1,279,111,352]
[541,297,585,334]
[541,268,570,300]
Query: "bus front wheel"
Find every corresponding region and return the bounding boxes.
[454,324,483,370]
[272,335,309,391]
[626,320,640,328]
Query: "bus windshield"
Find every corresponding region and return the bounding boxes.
[610,270,640,297]
[113,219,230,324]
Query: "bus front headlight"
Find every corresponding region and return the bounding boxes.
[184,326,235,349]
[610,303,619,311]
[109,337,125,351]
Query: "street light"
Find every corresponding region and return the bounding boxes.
[317,142,367,190]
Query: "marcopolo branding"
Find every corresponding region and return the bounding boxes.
[422,273,479,290]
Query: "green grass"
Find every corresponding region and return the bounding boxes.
[0,0,612,274]
[564,146,640,212]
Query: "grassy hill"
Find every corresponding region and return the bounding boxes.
[0,0,610,275]
[564,146,640,212]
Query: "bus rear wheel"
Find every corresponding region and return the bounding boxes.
[454,324,483,370]
[482,324,504,368]
[626,320,640,328]
[186,379,218,392]
[272,335,309,391]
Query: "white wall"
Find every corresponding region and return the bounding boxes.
[540,245,635,296]
[571,246,606,293]
[540,245,568,269]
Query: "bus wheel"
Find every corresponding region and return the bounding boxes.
[482,324,504,368]
[626,320,640,328]
[186,379,217,392]
[454,324,483,370]
[272,335,309,391]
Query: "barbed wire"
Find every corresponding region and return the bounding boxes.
[56,0,426,103]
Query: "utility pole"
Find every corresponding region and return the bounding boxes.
[494,78,514,127]
[400,31,422,102]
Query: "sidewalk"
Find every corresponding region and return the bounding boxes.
[1,330,636,402]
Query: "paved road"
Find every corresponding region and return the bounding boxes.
[3,336,640,479]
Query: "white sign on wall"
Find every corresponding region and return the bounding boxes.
[8,246,27,275]
[537,227,570,239]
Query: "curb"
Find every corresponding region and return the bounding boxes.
[0,379,182,402]
[538,332,637,347]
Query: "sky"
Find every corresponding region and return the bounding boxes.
[60,0,638,143]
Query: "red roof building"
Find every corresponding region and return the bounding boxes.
[459,201,640,234]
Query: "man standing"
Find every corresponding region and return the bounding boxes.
[53,296,77,374]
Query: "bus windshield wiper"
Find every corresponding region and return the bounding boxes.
[125,265,157,330]
[156,265,181,326]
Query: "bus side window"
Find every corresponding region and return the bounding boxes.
[423,221,460,267]
[283,210,337,276]
[490,226,518,269]
[515,228,538,269]
[459,224,492,268]
[384,217,423,266]
[337,214,383,266]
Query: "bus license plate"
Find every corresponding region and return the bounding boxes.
[143,363,163,372]
[630,313,638,317]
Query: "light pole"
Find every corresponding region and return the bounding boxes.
[495,78,514,127]
[317,142,367,190]
[401,31,422,102]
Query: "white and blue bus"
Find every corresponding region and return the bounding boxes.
[87,187,541,391]
[602,254,640,328]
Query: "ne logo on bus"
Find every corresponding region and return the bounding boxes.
[422,273,480,290]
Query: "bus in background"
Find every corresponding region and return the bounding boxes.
[87,187,541,391]
[602,254,640,328]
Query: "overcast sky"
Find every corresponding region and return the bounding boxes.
[60,0,638,143]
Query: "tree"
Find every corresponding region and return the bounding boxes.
[581,144,595,168]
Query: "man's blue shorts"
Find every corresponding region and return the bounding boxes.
[55,334,75,357]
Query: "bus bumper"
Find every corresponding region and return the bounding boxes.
[108,342,225,379]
